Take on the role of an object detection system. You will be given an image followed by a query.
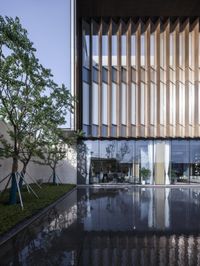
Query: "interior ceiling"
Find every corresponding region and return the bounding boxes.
[77,0,200,17]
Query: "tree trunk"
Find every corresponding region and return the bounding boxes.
[52,168,56,185]
[9,157,18,205]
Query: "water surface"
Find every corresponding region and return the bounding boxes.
[1,187,200,265]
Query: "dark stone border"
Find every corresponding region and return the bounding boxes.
[0,186,77,246]
[77,184,200,188]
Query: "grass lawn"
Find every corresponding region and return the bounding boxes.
[0,183,75,236]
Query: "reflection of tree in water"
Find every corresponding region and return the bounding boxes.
[77,141,88,183]
[77,189,130,217]
[77,194,91,221]
[5,204,78,266]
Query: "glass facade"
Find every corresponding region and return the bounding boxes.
[77,140,200,185]
[79,18,200,186]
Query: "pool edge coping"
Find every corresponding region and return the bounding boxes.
[0,186,77,247]
[77,184,200,188]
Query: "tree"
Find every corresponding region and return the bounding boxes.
[17,93,69,188]
[35,130,82,185]
[0,16,74,205]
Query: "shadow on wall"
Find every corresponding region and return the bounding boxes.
[27,145,77,185]
[0,120,77,190]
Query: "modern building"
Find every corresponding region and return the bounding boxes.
[73,0,200,185]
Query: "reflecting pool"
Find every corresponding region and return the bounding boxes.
[1,187,200,265]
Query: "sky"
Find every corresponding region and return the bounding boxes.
[1,0,71,127]
[1,0,71,87]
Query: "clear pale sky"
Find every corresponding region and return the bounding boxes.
[1,0,71,87]
[1,0,71,127]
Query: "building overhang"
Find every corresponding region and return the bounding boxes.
[77,0,200,17]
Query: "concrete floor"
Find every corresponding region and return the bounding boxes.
[1,187,200,265]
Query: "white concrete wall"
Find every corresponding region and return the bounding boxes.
[26,145,77,185]
[0,120,77,191]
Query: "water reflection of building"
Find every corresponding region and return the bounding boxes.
[79,233,200,266]
[1,187,200,265]
[77,187,200,265]
[78,187,200,233]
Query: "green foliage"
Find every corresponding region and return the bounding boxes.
[0,16,76,204]
[0,184,75,236]
[171,169,177,181]
[0,15,75,172]
[140,167,151,180]
[35,129,67,170]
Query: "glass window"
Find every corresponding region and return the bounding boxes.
[150,82,156,125]
[199,33,200,67]
[131,83,136,125]
[160,32,165,68]
[189,82,194,125]
[92,67,98,83]
[132,67,136,82]
[150,33,155,66]
[179,82,185,125]
[82,20,90,69]
[92,20,99,67]
[121,67,127,82]
[85,141,100,184]
[112,35,117,67]
[112,67,117,82]
[190,141,200,183]
[170,32,175,67]
[102,67,108,83]
[112,83,117,125]
[102,82,108,125]
[179,32,184,68]
[136,141,154,185]
[160,82,166,125]
[170,82,176,125]
[131,33,136,66]
[116,141,133,182]
[199,82,200,124]
[100,140,116,158]
[189,31,194,68]
[99,141,117,183]
[111,125,117,137]
[141,82,145,125]
[121,34,127,66]
[83,67,90,83]
[102,22,109,67]
[112,21,118,67]
[92,82,99,125]
[171,140,189,184]
[84,140,137,184]
[121,83,127,125]
[141,34,145,66]
[83,82,89,125]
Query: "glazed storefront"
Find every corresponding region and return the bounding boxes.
[77,140,200,185]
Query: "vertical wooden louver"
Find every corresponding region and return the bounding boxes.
[81,17,200,138]
[127,19,132,137]
[98,19,102,137]
[107,19,112,137]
